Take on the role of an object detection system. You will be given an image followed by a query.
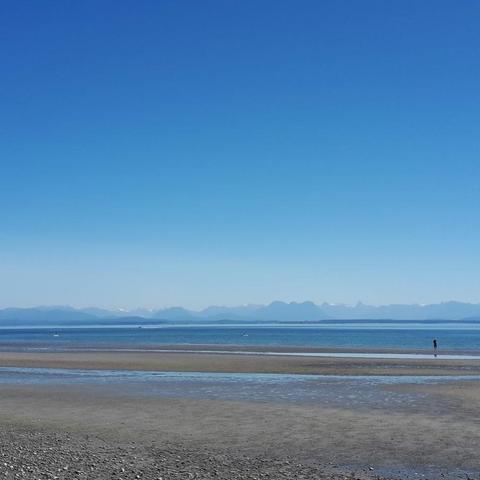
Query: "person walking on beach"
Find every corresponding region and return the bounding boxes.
[433,338,438,356]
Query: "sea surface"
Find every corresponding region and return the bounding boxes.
[1,322,480,352]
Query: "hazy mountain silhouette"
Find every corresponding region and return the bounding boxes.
[0,307,96,325]
[151,307,198,321]
[1,301,480,325]
[249,301,327,321]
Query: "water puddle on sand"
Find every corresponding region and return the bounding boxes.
[0,367,478,412]
[135,349,480,360]
[33,347,480,360]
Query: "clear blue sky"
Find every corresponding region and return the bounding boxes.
[1,1,479,309]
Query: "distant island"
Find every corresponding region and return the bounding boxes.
[1,300,480,326]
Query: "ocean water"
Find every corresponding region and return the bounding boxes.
[0,323,480,351]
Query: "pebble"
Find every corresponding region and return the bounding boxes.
[0,427,437,480]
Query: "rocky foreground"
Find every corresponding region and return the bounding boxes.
[0,426,390,480]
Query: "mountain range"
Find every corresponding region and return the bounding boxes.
[1,301,480,326]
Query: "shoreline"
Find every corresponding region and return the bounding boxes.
[2,341,480,355]
[6,346,480,361]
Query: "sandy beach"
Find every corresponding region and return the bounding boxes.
[0,348,479,479]
[0,381,479,479]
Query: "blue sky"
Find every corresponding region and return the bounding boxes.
[1,1,479,309]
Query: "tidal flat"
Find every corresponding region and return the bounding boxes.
[0,348,480,478]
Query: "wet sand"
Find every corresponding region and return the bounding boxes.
[0,347,480,376]
[0,381,480,479]
[1,347,480,478]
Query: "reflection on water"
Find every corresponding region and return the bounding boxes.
[0,367,478,412]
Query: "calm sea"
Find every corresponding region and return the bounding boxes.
[1,322,480,351]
